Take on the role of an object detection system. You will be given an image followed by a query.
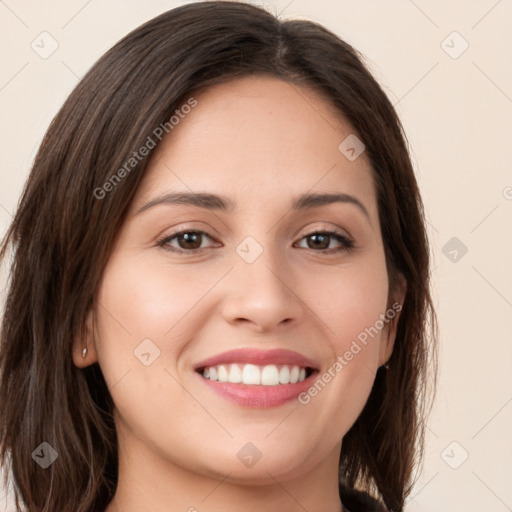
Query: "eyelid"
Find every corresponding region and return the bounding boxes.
[293,228,355,251]
[295,222,352,240]
[156,224,355,255]
[156,229,218,251]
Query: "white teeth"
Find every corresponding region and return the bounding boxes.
[279,365,290,384]
[242,364,260,385]
[290,365,300,384]
[217,364,229,382]
[228,363,242,383]
[261,365,279,386]
[202,363,309,386]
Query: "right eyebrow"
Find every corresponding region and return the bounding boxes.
[135,192,235,215]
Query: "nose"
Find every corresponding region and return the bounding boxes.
[220,248,304,334]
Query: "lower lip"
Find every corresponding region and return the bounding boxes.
[196,371,318,408]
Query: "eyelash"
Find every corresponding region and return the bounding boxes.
[156,229,355,255]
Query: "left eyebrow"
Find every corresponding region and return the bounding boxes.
[135,191,371,225]
[291,192,371,224]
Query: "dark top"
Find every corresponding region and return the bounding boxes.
[340,483,388,512]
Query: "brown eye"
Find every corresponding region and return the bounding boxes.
[175,232,203,250]
[296,230,354,253]
[157,229,354,255]
[157,230,217,252]
[306,233,330,250]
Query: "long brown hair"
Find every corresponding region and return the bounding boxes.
[0,2,437,511]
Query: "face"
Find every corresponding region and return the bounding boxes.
[74,75,403,485]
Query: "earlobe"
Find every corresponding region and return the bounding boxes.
[72,308,99,368]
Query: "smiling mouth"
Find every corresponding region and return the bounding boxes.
[196,363,316,386]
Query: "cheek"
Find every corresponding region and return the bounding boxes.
[94,252,214,350]
[92,254,200,432]
[297,256,389,433]
[92,254,197,394]
[312,258,389,357]
[92,251,231,416]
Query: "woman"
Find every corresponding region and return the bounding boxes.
[0,2,437,511]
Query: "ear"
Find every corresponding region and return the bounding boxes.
[72,307,99,368]
[379,275,407,367]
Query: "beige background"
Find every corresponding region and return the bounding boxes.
[1,1,511,510]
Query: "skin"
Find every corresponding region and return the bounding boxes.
[73,75,404,512]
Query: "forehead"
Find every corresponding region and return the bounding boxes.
[133,75,377,217]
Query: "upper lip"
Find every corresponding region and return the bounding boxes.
[193,348,320,371]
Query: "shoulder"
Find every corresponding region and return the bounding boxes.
[339,483,389,512]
